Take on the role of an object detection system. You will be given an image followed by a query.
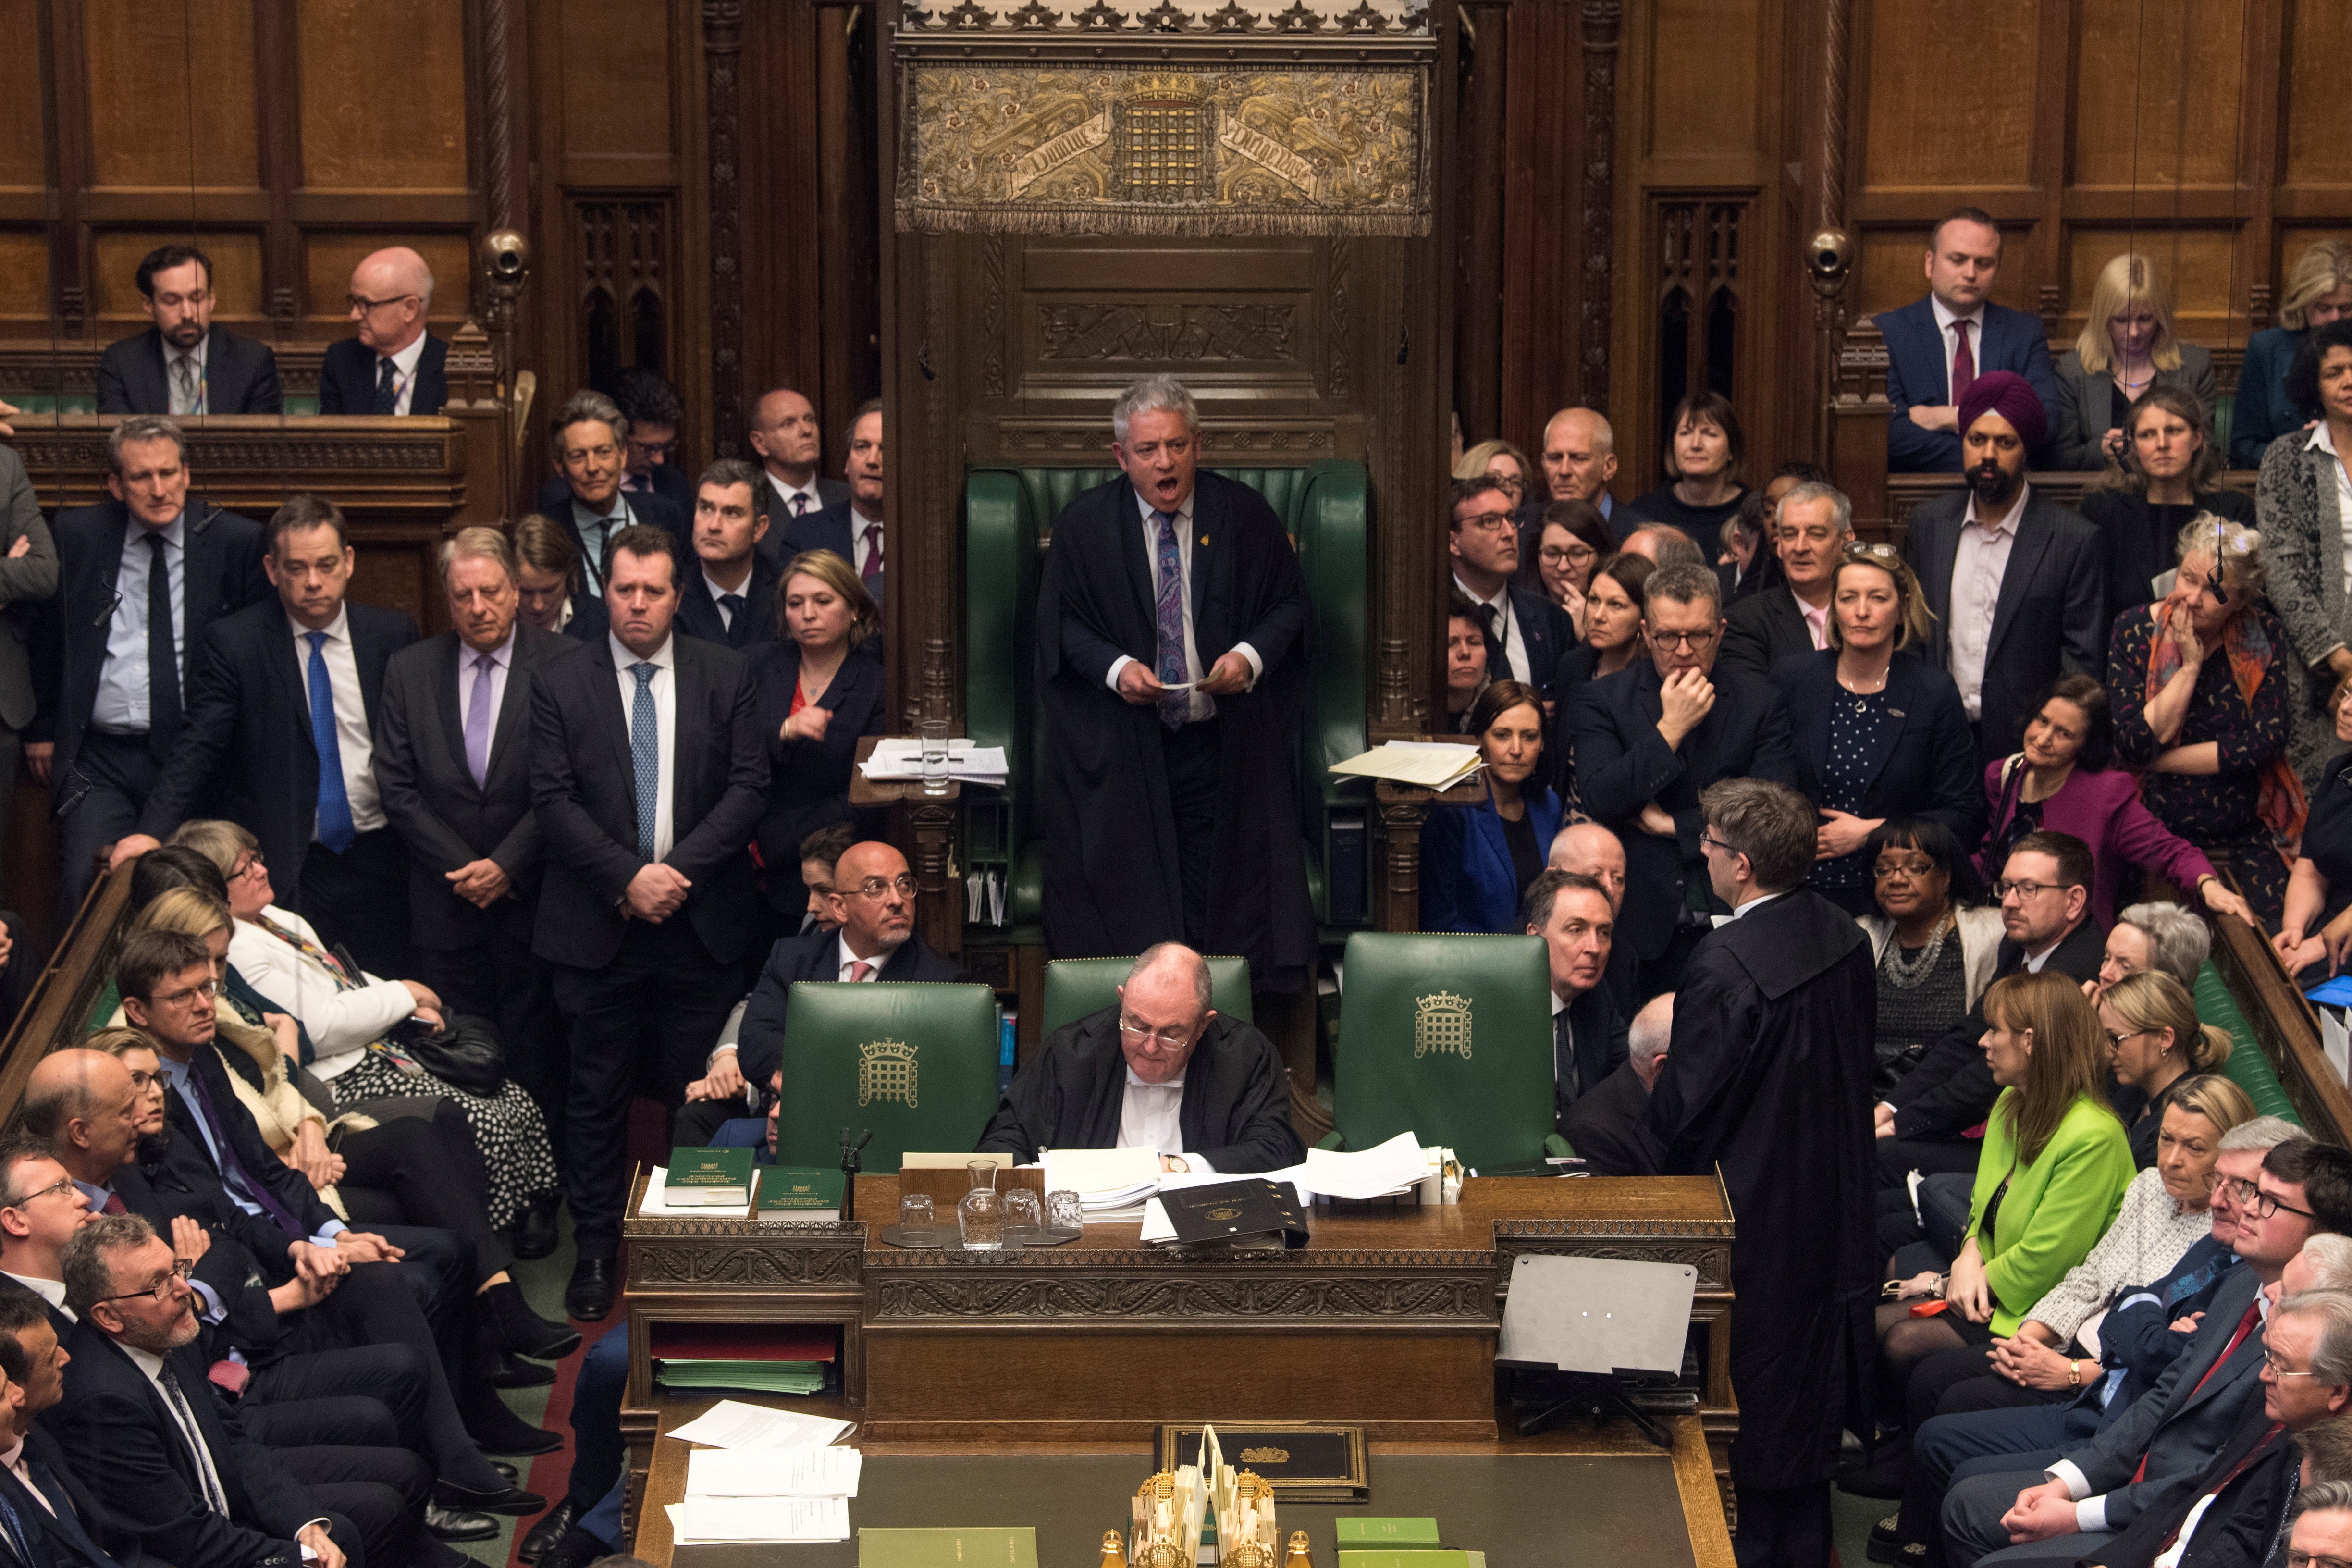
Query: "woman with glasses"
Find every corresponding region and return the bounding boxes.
[2097,970,2236,1168]
[1419,680,1562,934]
[1518,499,1613,639]
[748,549,886,948]
[2277,676,2352,981]
[2089,900,2214,1005]
[2079,388,2255,627]
[1775,544,1980,914]
[1858,818,2005,1077]
[1622,392,1749,552]
[1980,673,2255,929]
[2107,517,2304,926]
[1453,436,1535,509]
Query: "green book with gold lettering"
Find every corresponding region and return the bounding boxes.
[1335,1519,1442,1547]
[756,1166,844,1220]
[665,1147,753,1206]
[858,1526,1039,1567]
[1336,1553,1473,1568]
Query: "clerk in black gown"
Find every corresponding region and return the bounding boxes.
[976,944,1302,1174]
[1034,375,1313,994]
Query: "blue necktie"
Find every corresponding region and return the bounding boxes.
[23,1455,115,1568]
[0,1486,31,1568]
[305,631,357,855]
[1152,509,1189,733]
[630,662,660,861]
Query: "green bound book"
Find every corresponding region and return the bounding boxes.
[757,1166,845,1219]
[666,1147,754,1206]
[1335,1519,1442,1547]
[858,1526,1039,1567]
[1336,1553,1473,1568]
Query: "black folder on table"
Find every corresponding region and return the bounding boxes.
[1156,1178,1310,1247]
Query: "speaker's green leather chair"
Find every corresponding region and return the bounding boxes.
[962,460,1373,948]
[1329,932,1554,1173]
[1038,955,1255,1038]
[771,982,1002,1171]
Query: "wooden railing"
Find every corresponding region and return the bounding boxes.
[2210,912,2352,1146]
[0,863,130,1127]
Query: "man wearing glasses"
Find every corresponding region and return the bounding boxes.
[681,840,963,1146]
[977,942,1302,1174]
[1448,475,1576,715]
[2287,1482,2352,1568]
[1570,561,1797,1000]
[317,246,448,418]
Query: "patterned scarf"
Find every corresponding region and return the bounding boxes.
[2143,604,2307,864]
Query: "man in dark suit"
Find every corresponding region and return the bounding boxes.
[747,389,849,568]
[28,416,269,928]
[0,443,58,899]
[1717,482,1850,678]
[1035,376,1315,995]
[53,1213,431,1568]
[1902,372,2106,764]
[373,527,580,1200]
[1538,407,1622,533]
[675,460,780,651]
[1548,821,1638,1020]
[533,367,693,514]
[977,943,1303,1173]
[1559,993,1670,1177]
[529,525,768,1320]
[1568,562,1798,1000]
[111,495,420,979]
[546,391,690,606]
[1940,1144,2352,1565]
[1521,871,1629,1133]
[317,247,449,418]
[1450,475,1577,716]
[679,840,963,1144]
[0,1287,136,1568]
[96,246,283,418]
[776,401,884,607]
[1879,207,2060,472]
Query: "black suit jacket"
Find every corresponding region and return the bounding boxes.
[50,1326,318,1568]
[1555,983,1630,1129]
[96,326,283,417]
[1567,662,1798,962]
[536,466,693,517]
[2082,1402,2291,1568]
[756,480,852,569]
[1558,1059,1665,1177]
[675,553,783,651]
[373,624,581,952]
[162,1044,343,1244]
[528,631,770,968]
[135,598,421,910]
[975,1006,1306,1173]
[1901,487,2107,758]
[1718,586,1819,680]
[3,1422,132,1568]
[316,333,448,418]
[550,490,691,600]
[29,500,270,786]
[734,927,965,1086]
[1885,919,2107,1141]
[747,642,887,912]
[1772,649,1985,851]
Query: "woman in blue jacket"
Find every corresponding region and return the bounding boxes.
[1419,679,1563,933]
[2230,240,2352,467]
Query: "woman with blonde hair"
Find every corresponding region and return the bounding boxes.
[2097,968,2235,1167]
[748,549,887,940]
[1453,437,1536,511]
[2234,238,2352,467]
[2053,253,2216,470]
[511,512,606,644]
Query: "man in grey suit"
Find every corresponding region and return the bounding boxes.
[0,444,58,894]
[1898,372,2106,763]
[1940,1138,2352,1565]
[373,527,580,1196]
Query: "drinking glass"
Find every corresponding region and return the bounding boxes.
[1004,1188,1043,1236]
[920,720,952,796]
[958,1160,1005,1250]
[1047,1189,1085,1231]
[897,1192,936,1241]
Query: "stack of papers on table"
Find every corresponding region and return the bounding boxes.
[859,738,1009,786]
[666,1400,853,1450]
[665,1403,859,1543]
[1041,1146,1163,1214]
[1329,741,1485,791]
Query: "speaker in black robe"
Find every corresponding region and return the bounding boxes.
[1034,469,1314,994]
[975,1005,1305,1173]
[1650,885,1877,1564]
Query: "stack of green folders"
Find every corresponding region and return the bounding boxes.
[652,1324,836,1397]
[1336,1518,1483,1568]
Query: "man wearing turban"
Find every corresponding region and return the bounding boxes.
[1898,371,2108,762]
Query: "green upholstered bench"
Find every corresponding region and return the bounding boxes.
[2195,960,2302,1125]
[961,460,1373,952]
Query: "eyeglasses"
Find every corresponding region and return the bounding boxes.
[1456,511,1518,535]
[1873,857,1938,878]
[1539,544,1597,565]
[1648,628,1720,651]
[346,293,419,314]
[1994,878,2066,900]
[148,979,220,1009]
[844,875,917,901]
[1699,833,1741,858]
[2,1176,78,1210]
[1118,1017,1194,1052]
[628,437,680,460]
[1844,542,1901,562]
[97,1257,193,1307]
[2264,1350,2319,1379]
[2288,1551,2352,1568]
[229,852,266,880]
[2218,1176,2316,1220]
[1486,475,1526,496]
[2102,1028,2153,1049]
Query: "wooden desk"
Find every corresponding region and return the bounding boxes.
[621,1172,1737,1524]
[849,734,965,957]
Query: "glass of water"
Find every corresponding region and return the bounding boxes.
[1047,1189,1085,1232]
[897,1192,936,1241]
[919,720,951,796]
[958,1160,1005,1250]
[1004,1188,1043,1236]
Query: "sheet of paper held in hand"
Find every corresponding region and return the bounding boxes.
[687,1445,864,1497]
[667,1495,852,1543]
[665,1399,853,1450]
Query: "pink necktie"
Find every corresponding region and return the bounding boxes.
[464,651,494,789]
[849,961,874,982]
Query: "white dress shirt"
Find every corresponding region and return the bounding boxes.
[610,632,677,862]
[1101,490,1264,720]
[168,337,210,417]
[1945,484,2030,721]
[456,628,515,740]
[767,474,826,525]
[1930,295,1988,401]
[93,515,186,734]
[571,494,639,598]
[2307,422,2352,597]
[0,1272,67,1321]
[378,332,429,417]
[1116,1067,1210,1170]
[836,933,889,981]
[1455,573,1533,683]
[291,605,386,835]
